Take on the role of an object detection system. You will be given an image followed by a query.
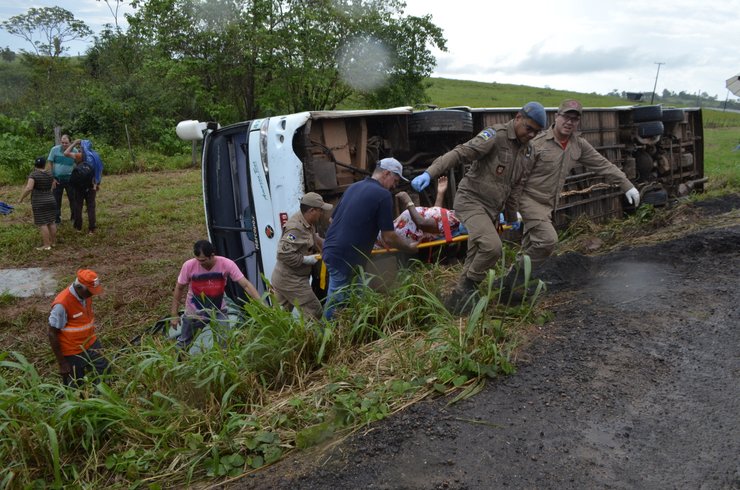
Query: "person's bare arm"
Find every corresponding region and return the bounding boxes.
[63,140,81,159]
[313,232,324,251]
[19,178,34,203]
[237,277,262,302]
[396,191,438,234]
[48,327,70,376]
[170,282,187,327]
[380,230,418,253]
[433,176,448,207]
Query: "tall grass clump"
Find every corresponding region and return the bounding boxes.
[0,262,542,488]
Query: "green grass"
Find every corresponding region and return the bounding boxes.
[702,108,740,128]
[0,163,545,487]
[424,78,627,109]
[702,126,740,192]
[1,77,737,488]
[0,260,542,488]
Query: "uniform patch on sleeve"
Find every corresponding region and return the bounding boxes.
[478,129,495,141]
[286,233,297,242]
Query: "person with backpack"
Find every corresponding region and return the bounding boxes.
[64,139,103,234]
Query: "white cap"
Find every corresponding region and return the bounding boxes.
[377,157,408,181]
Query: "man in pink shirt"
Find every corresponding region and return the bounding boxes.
[170,240,261,350]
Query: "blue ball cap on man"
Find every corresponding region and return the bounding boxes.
[521,101,547,128]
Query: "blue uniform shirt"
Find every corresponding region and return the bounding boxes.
[322,177,394,274]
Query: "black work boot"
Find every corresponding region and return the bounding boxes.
[501,263,534,303]
[444,276,480,314]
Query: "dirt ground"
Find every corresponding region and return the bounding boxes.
[234,196,740,490]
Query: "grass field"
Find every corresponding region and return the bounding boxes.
[0,167,547,487]
[424,78,626,109]
[0,78,738,488]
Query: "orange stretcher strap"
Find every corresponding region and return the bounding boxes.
[440,208,453,243]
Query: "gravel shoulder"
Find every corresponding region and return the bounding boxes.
[236,199,740,490]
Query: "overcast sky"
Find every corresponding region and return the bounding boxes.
[1,0,738,100]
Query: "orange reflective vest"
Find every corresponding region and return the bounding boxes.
[51,286,97,356]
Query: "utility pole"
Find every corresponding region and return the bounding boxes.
[650,62,665,104]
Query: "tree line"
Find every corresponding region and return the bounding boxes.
[0,1,446,152]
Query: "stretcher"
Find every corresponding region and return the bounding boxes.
[315,222,514,289]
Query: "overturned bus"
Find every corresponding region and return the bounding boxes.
[177,104,704,296]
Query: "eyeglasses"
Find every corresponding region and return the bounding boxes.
[558,113,581,124]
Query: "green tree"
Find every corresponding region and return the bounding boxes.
[126,0,446,120]
[0,7,92,58]
[352,9,446,108]
[1,47,16,62]
[128,0,260,119]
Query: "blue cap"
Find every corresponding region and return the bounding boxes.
[520,101,547,128]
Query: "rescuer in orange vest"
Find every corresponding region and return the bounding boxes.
[48,269,109,385]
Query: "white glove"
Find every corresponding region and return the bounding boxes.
[302,255,318,265]
[625,187,640,207]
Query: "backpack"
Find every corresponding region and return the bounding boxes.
[69,161,95,189]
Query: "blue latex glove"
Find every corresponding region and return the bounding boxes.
[499,212,522,231]
[411,172,431,192]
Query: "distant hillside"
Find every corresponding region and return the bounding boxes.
[423,78,625,109]
[420,77,740,114]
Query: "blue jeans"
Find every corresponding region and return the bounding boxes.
[323,265,352,321]
[176,310,227,350]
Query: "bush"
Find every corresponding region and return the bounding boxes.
[0,132,48,184]
[140,117,191,156]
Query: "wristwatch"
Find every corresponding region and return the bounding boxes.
[406,202,415,208]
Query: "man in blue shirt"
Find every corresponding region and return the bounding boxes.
[322,158,418,320]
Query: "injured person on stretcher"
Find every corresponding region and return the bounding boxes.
[375,176,468,249]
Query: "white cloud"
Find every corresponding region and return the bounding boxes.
[403,0,740,99]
